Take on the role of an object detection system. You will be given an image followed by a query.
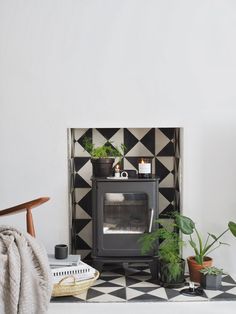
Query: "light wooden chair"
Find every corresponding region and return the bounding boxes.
[0,197,50,237]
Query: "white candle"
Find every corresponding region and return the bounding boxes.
[114,164,120,178]
[138,159,151,174]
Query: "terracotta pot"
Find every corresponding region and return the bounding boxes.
[187,256,213,283]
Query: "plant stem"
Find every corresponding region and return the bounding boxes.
[203,234,210,252]
[195,228,203,255]
[202,228,229,256]
[206,243,222,256]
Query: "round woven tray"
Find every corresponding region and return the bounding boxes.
[52,271,100,297]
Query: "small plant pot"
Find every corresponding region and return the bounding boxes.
[201,273,222,290]
[187,256,213,283]
[91,158,115,177]
[159,259,186,288]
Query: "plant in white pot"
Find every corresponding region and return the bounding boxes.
[175,214,236,283]
[200,266,224,290]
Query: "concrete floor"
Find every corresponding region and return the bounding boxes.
[48,301,236,314]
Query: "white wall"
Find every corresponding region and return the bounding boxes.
[1,0,236,274]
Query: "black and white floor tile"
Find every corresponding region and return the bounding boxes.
[51,264,236,303]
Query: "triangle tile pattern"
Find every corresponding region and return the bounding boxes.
[78,189,92,217]
[51,264,236,303]
[124,128,139,154]
[159,188,175,215]
[74,174,91,188]
[96,128,120,140]
[76,128,92,155]
[71,128,181,258]
[124,128,155,157]
[159,128,175,141]
[157,142,175,157]
[72,128,92,157]
[140,128,155,155]
[156,157,174,186]
[222,275,236,285]
[74,218,91,251]
[174,129,181,212]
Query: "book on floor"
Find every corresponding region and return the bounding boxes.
[48,254,81,267]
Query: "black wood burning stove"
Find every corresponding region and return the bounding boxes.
[91,177,159,278]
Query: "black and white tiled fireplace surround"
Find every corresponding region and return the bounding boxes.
[69,128,181,260]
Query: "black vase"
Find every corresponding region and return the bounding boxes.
[159,259,185,288]
[91,158,115,177]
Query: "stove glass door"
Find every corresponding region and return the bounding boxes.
[103,193,150,234]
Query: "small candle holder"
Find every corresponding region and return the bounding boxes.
[138,158,152,178]
[114,164,120,178]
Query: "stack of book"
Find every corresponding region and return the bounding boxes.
[48,254,96,284]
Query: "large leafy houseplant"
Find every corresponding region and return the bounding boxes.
[175,214,236,265]
[139,218,185,285]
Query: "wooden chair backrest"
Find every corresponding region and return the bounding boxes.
[0,197,50,237]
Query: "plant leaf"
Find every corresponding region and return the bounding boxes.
[219,241,230,246]
[229,221,236,237]
[189,239,197,250]
[195,255,203,265]
[189,239,199,255]
[175,215,195,235]
[208,233,217,240]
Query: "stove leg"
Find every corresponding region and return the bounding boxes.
[149,257,159,281]
[93,261,104,273]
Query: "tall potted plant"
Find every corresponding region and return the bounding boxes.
[175,214,236,283]
[83,137,125,177]
[139,218,185,287]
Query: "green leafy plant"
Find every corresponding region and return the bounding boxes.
[83,137,126,159]
[139,218,185,282]
[175,213,236,265]
[200,266,224,276]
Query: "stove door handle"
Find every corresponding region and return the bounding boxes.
[148,208,154,233]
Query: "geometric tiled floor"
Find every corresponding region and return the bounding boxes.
[51,263,236,303]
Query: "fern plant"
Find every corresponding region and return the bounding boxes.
[139,218,185,282]
[83,137,125,158]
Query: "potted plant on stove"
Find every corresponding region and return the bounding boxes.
[139,217,185,288]
[83,137,125,177]
[200,266,224,290]
[175,213,236,283]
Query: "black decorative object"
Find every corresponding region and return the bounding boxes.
[91,158,115,177]
[124,169,137,178]
[159,259,186,288]
[180,282,204,297]
[55,244,68,259]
